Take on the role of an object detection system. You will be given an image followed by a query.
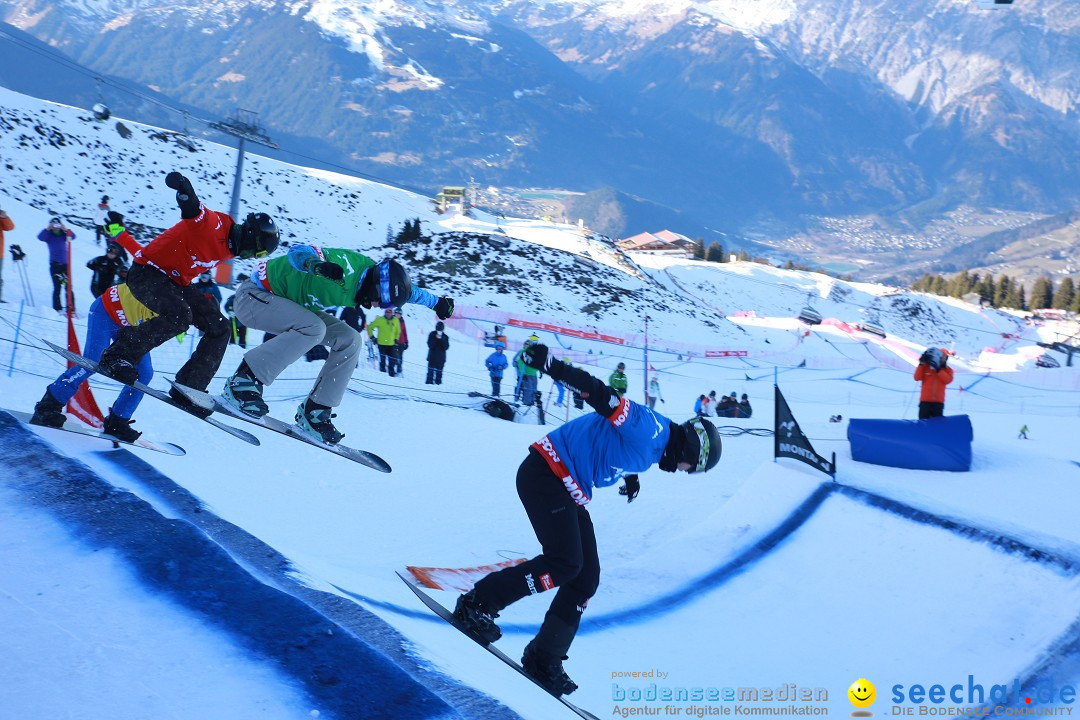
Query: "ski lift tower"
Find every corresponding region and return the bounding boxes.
[208,109,278,284]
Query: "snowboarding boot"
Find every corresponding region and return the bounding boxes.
[521,640,578,696]
[168,386,214,419]
[98,354,139,385]
[453,590,502,644]
[223,362,269,417]
[103,412,142,442]
[30,390,66,428]
[295,398,344,444]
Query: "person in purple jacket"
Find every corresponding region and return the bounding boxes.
[38,216,76,313]
[453,343,721,696]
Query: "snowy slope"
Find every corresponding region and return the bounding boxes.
[2,88,1080,719]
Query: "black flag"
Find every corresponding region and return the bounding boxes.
[774,385,836,478]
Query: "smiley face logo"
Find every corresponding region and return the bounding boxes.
[848,678,876,710]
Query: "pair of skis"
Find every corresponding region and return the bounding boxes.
[40,340,390,471]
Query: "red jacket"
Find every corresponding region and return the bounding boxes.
[914,364,954,403]
[133,205,234,286]
[0,213,13,254]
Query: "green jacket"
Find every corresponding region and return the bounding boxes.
[262,246,375,313]
[609,370,628,396]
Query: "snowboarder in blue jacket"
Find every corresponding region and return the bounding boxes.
[453,344,722,696]
[484,341,509,396]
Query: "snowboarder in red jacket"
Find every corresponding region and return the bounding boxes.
[97,172,279,414]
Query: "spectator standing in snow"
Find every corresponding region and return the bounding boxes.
[192,272,222,310]
[394,308,409,376]
[0,206,13,303]
[38,216,75,314]
[86,242,128,298]
[608,362,628,398]
[93,195,110,245]
[646,375,664,409]
[426,321,449,384]
[914,347,954,419]
[485,341,508,396]
[513,335,542,405]
[224,274,250,348]
[368,307,401,376]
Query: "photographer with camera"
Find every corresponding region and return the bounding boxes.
[914,347,954,419]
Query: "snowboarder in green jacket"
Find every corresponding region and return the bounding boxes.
[223,244,454,443]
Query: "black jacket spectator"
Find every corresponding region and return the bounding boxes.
[426,321,450,385]
[86,244,127,298]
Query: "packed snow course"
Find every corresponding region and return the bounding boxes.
[2,87,1080,720]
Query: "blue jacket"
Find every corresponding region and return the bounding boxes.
[485,351,509,379]
[532,361,672,504]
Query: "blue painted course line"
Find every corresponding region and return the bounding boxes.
[348,478,1080,638]
[0,413,485,720]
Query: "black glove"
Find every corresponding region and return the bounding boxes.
[9,244,25,262]
[919,350,932,366]
[619,475,640,503]
[314,261,344,281]
[521,343,550,372]
[434,296,454,320]
[164,171,191,191]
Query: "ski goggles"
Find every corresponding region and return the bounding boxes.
[378,262,393,307]
[682,417,713,474]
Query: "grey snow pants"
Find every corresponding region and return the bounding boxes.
[232,281,361,407]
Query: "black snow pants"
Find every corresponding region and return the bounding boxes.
[472,448,600,659]
[100,262,230,391]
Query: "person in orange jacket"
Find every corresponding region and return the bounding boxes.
[0,205,13,303]
[914,347,954,419]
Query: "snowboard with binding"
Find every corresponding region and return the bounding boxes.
[42,340,260,446]
[168,381,391,473]
[395,571,600,720]
[5,408,186,456]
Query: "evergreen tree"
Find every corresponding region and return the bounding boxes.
[1004,280,1024,310]
[386,224,394,243]
[694,238,705,260]
[1071,288,1080,315]
[931,275,949,296]
[736,249,750,262]
[1030,276,1054,310]
[705,242,725,263]
[948,270,970,298]
[977,275,996,305]
[994,276,1011,308]
[912,273,933,292]
[1052,277,1075,310]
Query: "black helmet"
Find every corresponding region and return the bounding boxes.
[230,213,279,259]
[358,259,411,308]
[679,416,721,473]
